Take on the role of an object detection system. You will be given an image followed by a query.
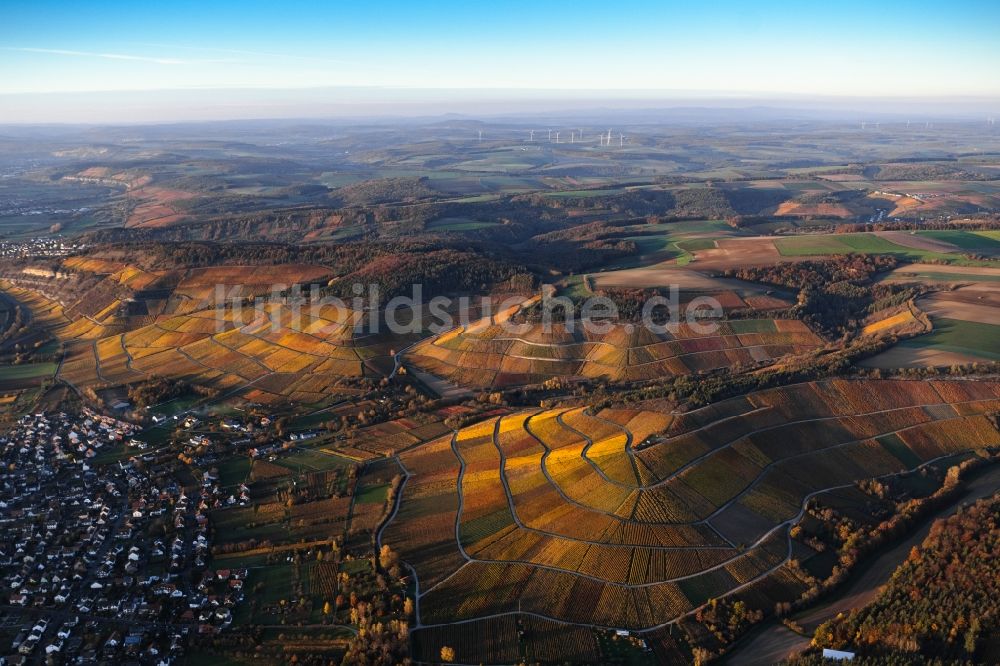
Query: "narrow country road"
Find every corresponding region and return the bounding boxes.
[724,462,1000,666]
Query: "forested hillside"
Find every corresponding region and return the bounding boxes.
[798,492,1000,664]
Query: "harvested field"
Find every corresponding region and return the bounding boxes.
[880,264,1000,296]
[590,265,768,294]
[775,201,853,218]
[874,231,959,253]
[690,237,783,269]
[857,346,985,369]
[917,290,1000,326]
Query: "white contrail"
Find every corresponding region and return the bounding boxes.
[5,47,200,65]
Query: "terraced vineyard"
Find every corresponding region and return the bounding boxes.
[382,379,1000,659]
[404,315,823,389]
[2,259,406,405]
[57,299,394,404]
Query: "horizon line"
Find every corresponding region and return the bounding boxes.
[3,85,1000,100]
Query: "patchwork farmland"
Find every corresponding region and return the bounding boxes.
[383,379,1000,662]
[2,114,1000,665]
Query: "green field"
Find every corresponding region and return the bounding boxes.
[247,564,296,605]
[776,234,902,255]
[218,456,252,487]
[637,219,730,235]
[355,482,390,504]
[883,271,1000,284]
[774,232,991,264]
[147,393,203,417]
[0,362,57,379]
[876,433,922,468]
[675,238,718,252]
[317,171,368,188]
[899,318,1000,360]
[626,235,679,255]
[0,362,57,386]
[558,275,593,299]
[916,229,1000,251]
[445,194,503,203]
[477,176,545,192]
[673,237,718,265]
[608,219,731,268]
[91,442,130,466]
[426,217,501,232]
[451,151,544,173]
[278,447,353,473]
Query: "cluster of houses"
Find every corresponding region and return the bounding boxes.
[1,408,140,466]
[0,409,246,663]
[0,237,84,260]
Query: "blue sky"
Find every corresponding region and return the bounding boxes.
[1,0,999,120]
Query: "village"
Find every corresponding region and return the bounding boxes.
[0,407,246,664]
[0,238,84,261]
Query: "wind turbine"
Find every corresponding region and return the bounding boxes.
[607,129,613,146]
[570,131,575,143]
[547,129,552,142]
[478,130,483,143]
[528,130,534,142]
[861,121,867,130]
[579,128,584,141]
[619,133,624,147]
[555,131,560,143]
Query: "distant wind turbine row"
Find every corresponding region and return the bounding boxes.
[857,117,997,131]
[474,116,994,147]
[857,120,974,130]
[497,127,627,146]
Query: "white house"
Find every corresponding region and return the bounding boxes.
[822,648,855,661]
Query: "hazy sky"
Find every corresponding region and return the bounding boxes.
[2,0,999,121]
